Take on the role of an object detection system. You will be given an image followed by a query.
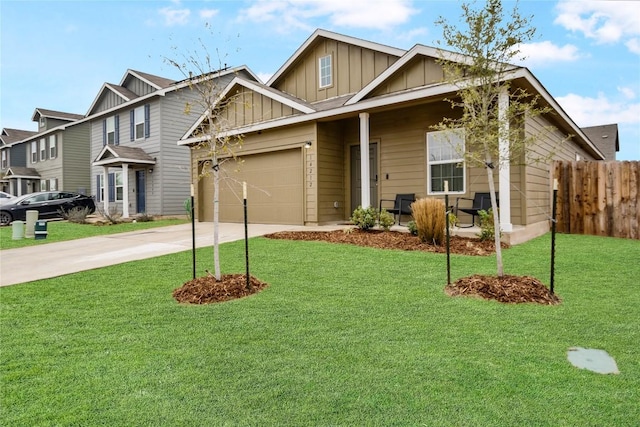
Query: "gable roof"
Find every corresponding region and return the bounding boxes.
[31,108,84,122]
[180,76,316,144]
[92,145,156,167]
[5,166,40,179]
[1,128,38,146]
[267,28,406,87]
[86,83,141,115]
[121,69,176,90]
[581,124,620,160]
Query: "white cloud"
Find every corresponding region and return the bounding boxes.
[626,38,640,55]
[554,0,640,54]
[199,9,219,20]
[516,41,582,67]
[159,7,191,26]
[618,86,636,100]
[239,0,416,31]
[557,92,640,127]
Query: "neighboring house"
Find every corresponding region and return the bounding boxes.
[0,108,90,197]
[88,68,258,218]
[581,124,620,161]
[179,29,607,244]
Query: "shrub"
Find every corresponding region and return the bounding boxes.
[183,198,192,220]
[477,208,501,241]
[407,220,418,236]
[350,206,377,230]
[60,206,92,224]
[96,205,122,225]
[378,209,395,230]
[411,198,446,245]
[447,212,458,228]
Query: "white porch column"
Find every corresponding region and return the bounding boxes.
[359,112,371,208]
[15,178,21,196]
[102,166,109,214]
[498,88,513,232]
[121,164,129,218]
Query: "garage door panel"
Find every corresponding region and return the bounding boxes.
[201,149,303,224]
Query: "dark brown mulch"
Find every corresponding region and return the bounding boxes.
[173,274,268,304]
[264,229,508,256]
[445,274,561,305]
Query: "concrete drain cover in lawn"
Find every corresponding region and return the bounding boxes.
[567,347,619,374]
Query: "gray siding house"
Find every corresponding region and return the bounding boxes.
[89,68,258,218]
[0,109,90,197]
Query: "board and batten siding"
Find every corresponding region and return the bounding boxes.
[371,56,445,98]
[221,87,298,128]
[93,91,127,114]
[123,78,157,97]
[316,122,344,223]
[273,38,401,103]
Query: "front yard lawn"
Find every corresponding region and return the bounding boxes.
[1,233,638,425]
[0,218,188,250]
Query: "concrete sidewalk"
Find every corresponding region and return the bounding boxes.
[0,222,325,287]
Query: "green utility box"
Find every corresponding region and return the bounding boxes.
[34,220,48,240]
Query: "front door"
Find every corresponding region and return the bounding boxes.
[136,170,146,213]
[350,142,378,213]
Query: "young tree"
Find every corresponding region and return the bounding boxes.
[434,0,552,276]
[165,37,244,281]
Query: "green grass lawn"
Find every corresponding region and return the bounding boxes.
[1,233,638,426]
[0,218,188,250]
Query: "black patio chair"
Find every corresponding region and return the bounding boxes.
[379,193,415,226]
[454,192,498,227]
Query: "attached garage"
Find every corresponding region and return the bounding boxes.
[198,148,304,224]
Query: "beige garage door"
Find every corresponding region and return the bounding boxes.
[199,149,303,224]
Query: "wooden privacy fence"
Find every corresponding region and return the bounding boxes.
[553,161,639,239]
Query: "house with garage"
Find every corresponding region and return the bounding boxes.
[0,108,90,197]
[179,29,605,243]
[88,67,259,218]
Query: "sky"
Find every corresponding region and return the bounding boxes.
[1,0,639,160]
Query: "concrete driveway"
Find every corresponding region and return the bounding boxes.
[0,222,329,287]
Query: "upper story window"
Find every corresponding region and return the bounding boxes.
[319,54,332,88]
[31,141,38,163]
[1,150,7,169]
[426,129,466,194]
[130,104,150,141]
[49,135,57,159]
[39,117,46,128]
[103,115,120,146]
[39,138,47,161]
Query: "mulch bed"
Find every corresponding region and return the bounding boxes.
[173,274,268,304]
[446,274,561,305]
[264,229,508,256]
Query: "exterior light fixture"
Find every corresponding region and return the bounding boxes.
[304,141,312,149]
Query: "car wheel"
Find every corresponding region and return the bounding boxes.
[0,211,12,226]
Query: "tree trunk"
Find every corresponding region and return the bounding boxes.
[485,163,504,277]
[212,153,221,280]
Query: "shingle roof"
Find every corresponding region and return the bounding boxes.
[5,167,40,178]
[1,128,38,145]
[581,124,619,161]
[32,108,84,121]
[128,69,176,89]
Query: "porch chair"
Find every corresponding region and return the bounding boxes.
[454,192,498,228]
[379,193,415,226]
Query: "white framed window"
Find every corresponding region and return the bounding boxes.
[39,138,47,161]
[114,171,123,201]
[106,116,115,145]
[49,178,58,191]
[426,129,466,194]
[98,174,105,201]
[40,180,47,191]
[39,116,46,128]
[319,54,332,88]
[1,150,7,169]
[31,142,38,163]
[134,106,145,140]
[49,135,57,159]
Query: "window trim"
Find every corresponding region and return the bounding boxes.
[31,142,38,163]
[1,150,7,169]
[319,54,333,89]
[426,129,466,195]
[106,117,116,145]
[49,135,57,159]
[134,106,145,140]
